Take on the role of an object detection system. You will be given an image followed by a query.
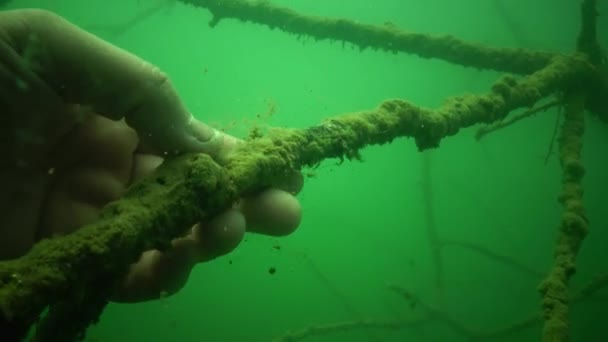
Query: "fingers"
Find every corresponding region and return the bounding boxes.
[272,170,304,195]
[130,153,164,183]
[112,242,198,303]
[111,210,246,303]
[2,9,238,165]
[191,209,246,262]
[186,118,239,163]
[239,188,302,236]
[130,150,303,238]
[116,131,302,303]
[131,117,239,168]
[3,9,214,157]
[111,184,300,303]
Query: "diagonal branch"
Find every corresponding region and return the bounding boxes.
[177,0,557,74]
[475,99,561,140]
[86,0,175,38]
[439,239,546,279]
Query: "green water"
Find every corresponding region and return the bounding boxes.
[2,0,608,341]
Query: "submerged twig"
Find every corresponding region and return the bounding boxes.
[439,239,545,279]
[475,99,561,141]
[491,0,532,48]
[272,318,425,342]
[273,274,608,342]
[87,0,174,38]
[543,105,563,165]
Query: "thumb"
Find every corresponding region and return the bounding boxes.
[129,109,237,162]
[186,117,239,163]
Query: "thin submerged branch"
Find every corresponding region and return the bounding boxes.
[475,99,561,141]
[86,0,175,38]
[544,105,563,165]
[439,239,545,279]
[272,274,608,342]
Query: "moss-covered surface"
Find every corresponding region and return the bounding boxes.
[228,54,593,189]
[536,3,600,341]
[538,93,588,342]
[179,0,608,123]
[178,0,556,74]
[0,153,238,339]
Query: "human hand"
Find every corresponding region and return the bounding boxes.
[115,114,304,303]
[1,107,303,302]
[0,9,303,302]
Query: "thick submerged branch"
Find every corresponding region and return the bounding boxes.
[538,92,588,342]
[178,0,557,74]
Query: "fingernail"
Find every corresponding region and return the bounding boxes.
[188,117,216,142]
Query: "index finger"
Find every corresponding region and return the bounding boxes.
[0,9,205,154]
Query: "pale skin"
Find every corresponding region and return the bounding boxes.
[0,9,303,302]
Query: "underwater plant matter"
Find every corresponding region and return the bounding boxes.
[0,0,606,341]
